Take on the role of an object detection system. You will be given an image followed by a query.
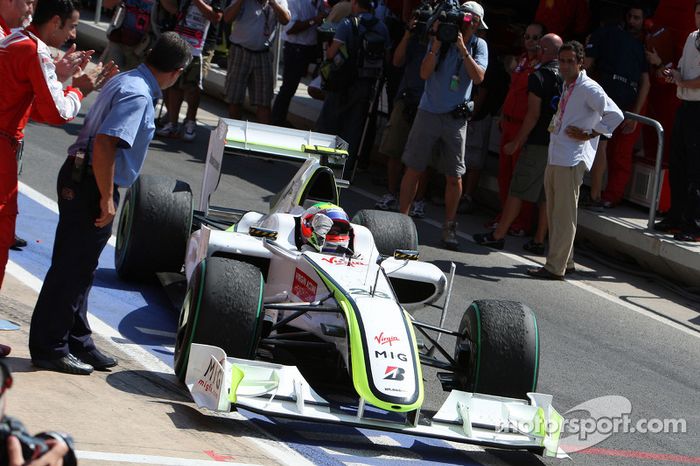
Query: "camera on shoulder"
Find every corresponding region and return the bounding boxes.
[411,0,471,44]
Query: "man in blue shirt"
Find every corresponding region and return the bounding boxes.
[29,32,192,375]
[398,1,488,250]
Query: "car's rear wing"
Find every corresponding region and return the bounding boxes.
[200,118,349,215]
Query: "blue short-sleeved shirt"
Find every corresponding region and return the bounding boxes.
[67,64,161,187]
[333,12,391,51]
[419,35,488,114]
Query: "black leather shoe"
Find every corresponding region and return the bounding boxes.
[75,348,117,370]
[674,231,700,242]
[473,232,505,250]
[654,218,682,233]
[10,235,27,251]
[32,354,93,375]
[565,266,576,275]
[526,267,564,280]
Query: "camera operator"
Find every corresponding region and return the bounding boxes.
[1,361,72,466]
[398,0,487,250]
[315,0,391,173]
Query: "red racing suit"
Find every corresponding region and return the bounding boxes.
[0,26,83,287]
[498,55,536,232]
[0,16,10,39]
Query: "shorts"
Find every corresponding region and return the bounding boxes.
[201,48,215,79]
[402,109,467,177]
[176,55,203,91]
[464,116,493,170]
[509,144,549,203]
[224,44,274,107]
[379,98,417,159]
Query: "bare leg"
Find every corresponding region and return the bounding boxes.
[444,175,462,223]
[399,167,423,215]
[256,106,271,124]
[533,202,548,244]
[493,195,523,240]
[589,139,608,201]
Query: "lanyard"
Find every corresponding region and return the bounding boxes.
[558,80,576,120]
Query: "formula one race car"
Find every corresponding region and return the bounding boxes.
[115,119,566,458]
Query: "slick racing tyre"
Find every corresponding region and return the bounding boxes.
[454,300,539,400]
[115,175,192,282]
[174,257,265,382]
[351,209,418,256]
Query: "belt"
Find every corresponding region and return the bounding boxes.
[611,74,638,92]
[233,43,270,54]
[0,129,20,148]
[502,114,524,124]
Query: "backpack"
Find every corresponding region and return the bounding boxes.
[107,0,154,47]
[320,15,387,92]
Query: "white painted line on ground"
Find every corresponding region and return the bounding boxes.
[350,185,700,340]
[13,182,318,466]
[76,450,258,465]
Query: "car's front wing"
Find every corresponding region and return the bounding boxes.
[185,344,568,458]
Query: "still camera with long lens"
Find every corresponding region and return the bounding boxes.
[0,361,77,466]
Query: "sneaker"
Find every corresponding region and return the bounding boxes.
[457,195,475,214]
[156,122,180,138]
[473,231,504,250]
[409,199,426,218]
[522,239,545,255]
[375,193,397,211]
[441,221,459,250]
[182,120,196,142]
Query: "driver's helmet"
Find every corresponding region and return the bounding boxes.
[300,202,351,253]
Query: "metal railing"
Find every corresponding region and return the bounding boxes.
[623,111,664,230]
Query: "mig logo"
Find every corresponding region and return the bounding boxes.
[384,366,405,381]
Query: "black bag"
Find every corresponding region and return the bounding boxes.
[320,15,386,91]
[107,1,152,47]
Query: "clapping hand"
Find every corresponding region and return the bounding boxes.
[72,60,120,96]
[55,45,95,83]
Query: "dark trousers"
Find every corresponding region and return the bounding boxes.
[29,159,119,360]
[315,78,375,169]
[271,42,318,126]
[668,100,700,228]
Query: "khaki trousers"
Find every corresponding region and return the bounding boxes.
[544,162,587,276]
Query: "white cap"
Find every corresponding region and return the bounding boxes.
[461,1,488,29]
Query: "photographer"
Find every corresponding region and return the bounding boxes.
[398,0,487,250]
[315,0,390,172]
[1,361,73,466]
[375,15,427,215]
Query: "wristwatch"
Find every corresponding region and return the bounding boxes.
[308,19,315,26]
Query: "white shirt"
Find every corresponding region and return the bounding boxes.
[677,30,700,101]
[282,0,321,45]
[548,70,624,169]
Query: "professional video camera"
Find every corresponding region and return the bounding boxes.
[0,362,77,466]
[412,0,472,43]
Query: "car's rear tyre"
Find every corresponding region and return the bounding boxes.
[454,300,539,400]
[115,175,192,282]
[351,209,418,256]
[173,257,265,382]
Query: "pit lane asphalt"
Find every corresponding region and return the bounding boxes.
[8,90,700,466]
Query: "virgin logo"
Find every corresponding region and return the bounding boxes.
[374,332,399,346]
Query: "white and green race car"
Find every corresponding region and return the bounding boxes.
[114,119,567,459]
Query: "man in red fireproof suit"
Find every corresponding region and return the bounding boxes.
[0,0,111,289]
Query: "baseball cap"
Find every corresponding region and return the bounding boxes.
[460,1,488,29]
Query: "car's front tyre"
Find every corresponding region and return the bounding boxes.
[173,257,265,382]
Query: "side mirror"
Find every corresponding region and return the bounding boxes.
[393,249,419,261]
[249,226,278,241]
